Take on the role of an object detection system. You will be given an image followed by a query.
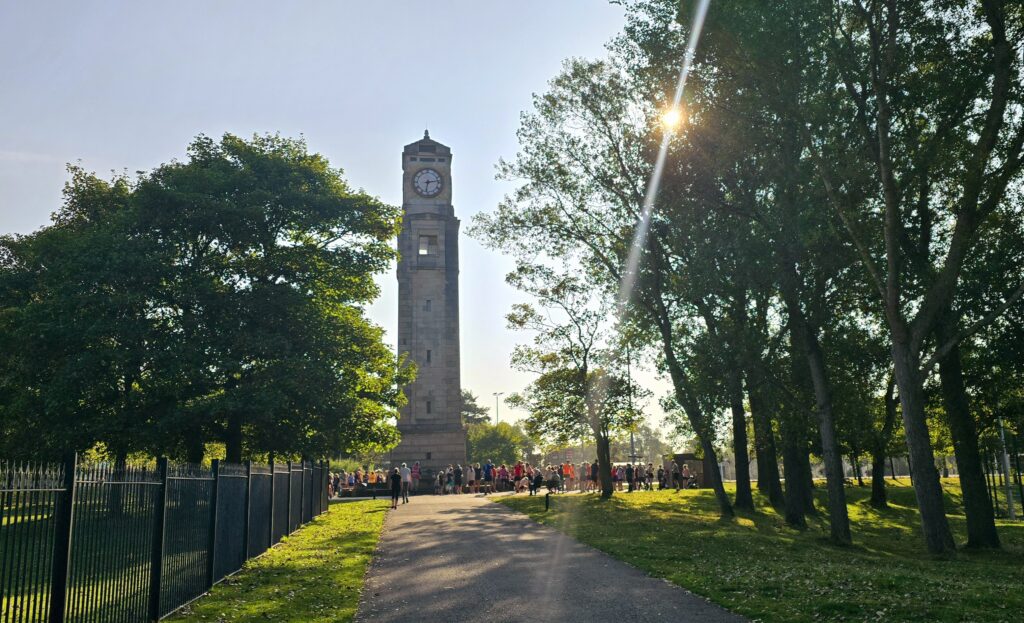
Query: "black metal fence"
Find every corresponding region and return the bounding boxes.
[0,456,329,622]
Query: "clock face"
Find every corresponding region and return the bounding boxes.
[413,168,443,197]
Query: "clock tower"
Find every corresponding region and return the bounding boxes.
[391,131,466,481]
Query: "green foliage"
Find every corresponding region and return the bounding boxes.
[465,421,532,466]
[460,389,491,425]
[170,500,389,623]
[0,134,410,461]
[500,481,1024,622]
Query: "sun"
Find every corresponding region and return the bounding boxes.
[660,106,683,130]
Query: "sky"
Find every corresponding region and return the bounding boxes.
[0,1,673,432]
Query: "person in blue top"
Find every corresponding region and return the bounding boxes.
[482,460,494,495]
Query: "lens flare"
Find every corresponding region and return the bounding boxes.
[617,0,710,316]
[660,107,683,130]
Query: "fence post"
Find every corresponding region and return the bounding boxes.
[148,457,169,622]
[268,460,276,547]
[286,461,292,534]
[300,460,307,525]
[243,460,253,560]
[206,459,220,590]
[47,452,77,623]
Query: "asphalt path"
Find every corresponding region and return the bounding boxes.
[355,492,746,623]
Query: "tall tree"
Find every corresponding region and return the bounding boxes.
[502,267,641,497]
[461,390,492,425]
[0,134,411,462]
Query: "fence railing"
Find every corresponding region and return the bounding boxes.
[0,456,329,622]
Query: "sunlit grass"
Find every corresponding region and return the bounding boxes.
[170,499,388,623]
[499,480,1024,623]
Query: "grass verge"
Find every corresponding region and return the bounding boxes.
[170,499,388,623]
[498,480,1023,623]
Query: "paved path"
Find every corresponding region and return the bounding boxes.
[356,493,746,623]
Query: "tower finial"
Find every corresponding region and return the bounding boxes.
[424,128,430,140]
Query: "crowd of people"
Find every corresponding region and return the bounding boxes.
[427,459,696,495]
[327,459,697,508]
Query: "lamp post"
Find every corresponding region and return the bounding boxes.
[493,392,505,426]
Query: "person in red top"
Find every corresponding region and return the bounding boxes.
[514,461,524,480]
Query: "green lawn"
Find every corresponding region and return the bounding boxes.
[170,499,388,623]
[498,480,1024,623]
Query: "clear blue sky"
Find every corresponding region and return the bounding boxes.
[0,1,671,430]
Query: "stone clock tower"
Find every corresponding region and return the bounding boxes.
[391,131,466,481]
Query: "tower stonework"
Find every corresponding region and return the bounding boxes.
[391,132,466,480]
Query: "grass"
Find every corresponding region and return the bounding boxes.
[170,499,388,623]
[498,479,1024,623]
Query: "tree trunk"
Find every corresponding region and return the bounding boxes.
[186,430,205,464]
[778,415,807,529]
[852,454,864,487]
[225,412,243,464]
[870,452,888,509]
[749,379,785,509]
[871,381,897,509]
[596,434,613,498]
[891,340,956,555]
[729,369,754,511]
[776,250,850,543]
[648,290,734,518]
[803,338,851,545]
[700,436,734,517]
[937,324,999,548]
[799,449,817,515]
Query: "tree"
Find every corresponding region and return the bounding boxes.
[803,0,1023,554]
[471,57,737,517]
[466,421,531,466]
[0,134,411,462]
[501,267,642,497]
[461,390,491,425]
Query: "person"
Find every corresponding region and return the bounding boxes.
[482,460,494,495]
[681,463,692,489]
[671,461,681,491]
[657,464,665,490]
[532,469,544,496]
[454,464,463,494]
[389,467,402,509]
[590,460,599,493]
[465,463,476,494]
[435,469,445,495]
[516,474,530,493]
[498,464,509,492]
[399,462,412,504]
[625,463,635,492]
[411,461,421,495]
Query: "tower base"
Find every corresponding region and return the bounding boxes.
[388,424,467,488]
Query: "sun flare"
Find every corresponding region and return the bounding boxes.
[660,106,683,130]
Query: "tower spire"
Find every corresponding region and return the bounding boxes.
[424,128,430,139]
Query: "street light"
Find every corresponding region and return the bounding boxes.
[493,392,505,426]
